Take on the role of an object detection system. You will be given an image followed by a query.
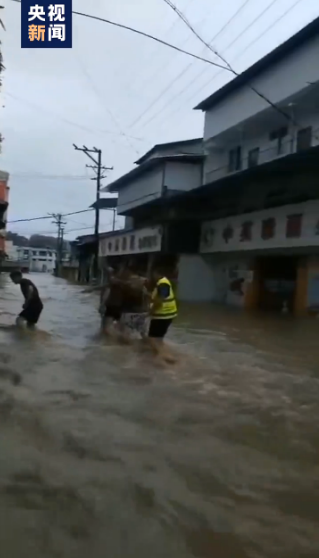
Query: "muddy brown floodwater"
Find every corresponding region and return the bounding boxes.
[0,273,319,558]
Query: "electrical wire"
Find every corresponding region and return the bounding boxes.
[128,0,254,130]
[10,173,90,180]
[161,0,308,130]
[73,45,140,156]
[5,91,144,143]
[10,0,230,70]
[144,0,304,134]
[8,208,94,224]
[120,0,196,94]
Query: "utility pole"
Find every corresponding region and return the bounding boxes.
[112,208,116,231]
[73,144,113,278]
[50,213,66,276]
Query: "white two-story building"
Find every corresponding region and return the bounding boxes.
[17,247,57,273]
[190,16,319,314]
[100,138,204,282]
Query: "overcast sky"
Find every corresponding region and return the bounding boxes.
[1,0,318,239]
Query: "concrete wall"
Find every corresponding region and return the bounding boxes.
[201,200,319,254]
[164,162,202,192]
[204,35,319,140]
[17,247,57,273]
[177,255,215,302]
[177,253,251,307]
[204,112,319,185]
[117,167,164,214]
[117,161,202,214]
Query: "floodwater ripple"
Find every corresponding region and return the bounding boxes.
[0,274,318,557]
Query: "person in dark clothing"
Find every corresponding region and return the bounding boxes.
[10,271,43,327]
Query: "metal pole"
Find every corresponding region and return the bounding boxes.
[112,208,116,231]
[94,149,101,279]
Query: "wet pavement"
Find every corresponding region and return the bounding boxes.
[0,273,319,558]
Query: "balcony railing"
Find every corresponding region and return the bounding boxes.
[205,128,318,184]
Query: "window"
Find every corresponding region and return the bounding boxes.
[228,146,242,172]
[222,224,234,243]
[130,235,135,250]
[297,127,312,152]
[261,218,276,240]
[108,242,112,252]
[269,126,288,155]
[286,214,302,238]
[23,249,29,256]
[248,147,259,168]
[240,221,253,242]
[122,237,127,251]
[39,250,47,256]
[115,239,119,252]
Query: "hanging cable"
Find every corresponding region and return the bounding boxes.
[129,0,281,132]
[161,0,312,130]
[153,0,303,135]
[8,208,94,224]
[10,0,230,70]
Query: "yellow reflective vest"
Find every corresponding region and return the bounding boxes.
[151,277,177,320]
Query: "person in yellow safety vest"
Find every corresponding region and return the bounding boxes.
[146,270,178,361]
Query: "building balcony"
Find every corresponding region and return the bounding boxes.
[204,127,318,185]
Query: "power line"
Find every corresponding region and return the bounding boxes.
[7,208,94,224]
[5,91,144,143]
[144,0,302,134]
[122,0,196,92]
[10,173,90,180]
[10,0,230,70]
[185,0,304,105]
[73,48,140,156]
[161,0,308,130]
[128,0,253,130]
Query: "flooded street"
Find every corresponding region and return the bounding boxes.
[0,273,319,558]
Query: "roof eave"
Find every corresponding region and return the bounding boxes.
[104,155,203,193]
[194,16,319,112]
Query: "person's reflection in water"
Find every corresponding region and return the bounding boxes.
[10,271,44,329]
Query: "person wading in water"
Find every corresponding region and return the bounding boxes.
[144,269,178,363]
[10,271,44,328]
[117,266,149,341]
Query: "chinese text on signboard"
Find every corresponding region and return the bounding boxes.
[21,2,72,48]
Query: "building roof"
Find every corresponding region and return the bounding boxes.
[134,138,203,165]
[19,246,57,252]
[90,197,118,210]
[195,16,319,112]
[103,154,204,193]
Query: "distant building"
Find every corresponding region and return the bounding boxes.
[17,247,57,273]
[5,240,19,261]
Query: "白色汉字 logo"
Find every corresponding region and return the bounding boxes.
[21,1,72,48]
